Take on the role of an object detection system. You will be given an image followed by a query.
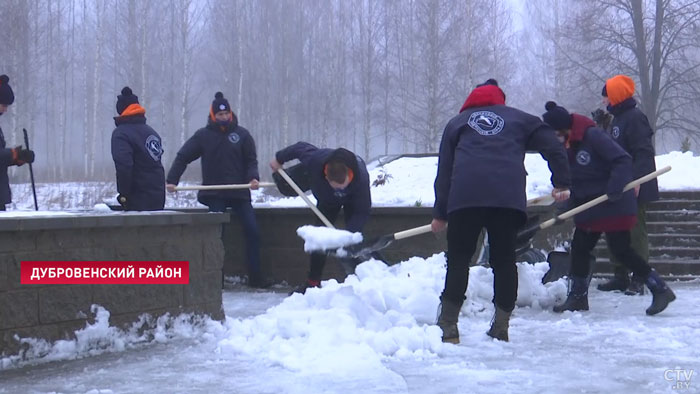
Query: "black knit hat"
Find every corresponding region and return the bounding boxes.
[116,86,139,115]
[542,101,572,131]
[0,75,15,105]
[212,92,231,114]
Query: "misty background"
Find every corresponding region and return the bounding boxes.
[1,0,699,185]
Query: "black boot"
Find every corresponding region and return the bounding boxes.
[596,266,630,292]
[645,270,676,315]
[624,273,645,296]
[486,305,511,342]
[436,296,463,344]
[554,276,590,313]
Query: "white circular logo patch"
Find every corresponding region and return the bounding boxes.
[145,135,163,161]
[611,126,620,139]
[219,104,226,111]
[228,132,240,144]
[576,150,591,166]
[467,111,505,136]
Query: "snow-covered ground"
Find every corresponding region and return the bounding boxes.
[1,254,697,393]
[5,151,699,212]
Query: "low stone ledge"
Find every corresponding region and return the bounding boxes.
[0,211,228,357]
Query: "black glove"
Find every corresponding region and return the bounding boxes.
[12,146,35,166]
[117,194,128,208]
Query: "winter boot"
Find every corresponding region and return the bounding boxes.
[486,305,512,342]
[596,266,630,292]
[436,296,463,344]
[289,279,321,295]
[553,276,590,313]
[644,270,676,315]
[624,273,646,296]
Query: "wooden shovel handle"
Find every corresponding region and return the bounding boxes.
[538,166,671,231]
[174,182,275,191]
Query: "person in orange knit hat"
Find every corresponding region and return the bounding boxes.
[598,75,659,296]
[110,86,165,211]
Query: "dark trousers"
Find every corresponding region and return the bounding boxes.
[608,203,649,274]
[571,228,651,279]
[207,198,261,276]
[0,204,4,211]
[308,203,360,281]
[442,207,524,312]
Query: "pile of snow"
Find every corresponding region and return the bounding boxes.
[218,254,566,375]
[656,151,700,190]
[2,254,565,374]
[296,225,363,252]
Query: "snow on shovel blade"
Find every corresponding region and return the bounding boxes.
[339,234,396,259]
[296,225,363,254]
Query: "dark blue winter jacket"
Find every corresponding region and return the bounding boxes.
[433,85,571,223]
[275,142,371,232]
[0,124,14,205]
[607,98,659,204]
[565,114,637,232]
[167,116,259,205]
[111,112,166,211]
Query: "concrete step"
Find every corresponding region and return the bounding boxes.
[657,191,700,200]
[646,210,700,222]
[594,257,700,278]
[648,200,700,211]
[596,233,700,248]
[647,221,700,233]
[594,245,700,260]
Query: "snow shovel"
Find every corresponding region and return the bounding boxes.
[516,166,671,244]
[336,194,559,259]
[173,182,275,191]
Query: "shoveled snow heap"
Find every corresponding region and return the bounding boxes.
[296,225,363,252]
[218,255,566,374]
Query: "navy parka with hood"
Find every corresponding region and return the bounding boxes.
[433,84,571,224]
[275,142,371,232]
[110,104,166,211]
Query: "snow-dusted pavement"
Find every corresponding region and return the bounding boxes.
[1,255,698,394]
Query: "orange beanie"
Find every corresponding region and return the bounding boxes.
[605,75,635,106]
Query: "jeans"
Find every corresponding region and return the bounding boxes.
[207,198,261,276]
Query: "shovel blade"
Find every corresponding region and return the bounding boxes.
[338,234,395,259]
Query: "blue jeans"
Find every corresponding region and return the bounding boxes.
[207,198,261,277]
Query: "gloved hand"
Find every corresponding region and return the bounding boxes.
[117,194,128,208]
[12,146,35,166]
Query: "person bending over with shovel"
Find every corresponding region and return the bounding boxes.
[0,75,35,211]
[166,92,271,288]
[542,101,675,315]
[432,79,572,344]
[270,142,371,295]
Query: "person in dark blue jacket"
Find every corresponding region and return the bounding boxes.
[110,87,165,211]
[166,92,269,288]
[432,79,572,343]
[597,75,659,295]
[0,74,35,211]
[542,101,675,316]
[270,142,371,294]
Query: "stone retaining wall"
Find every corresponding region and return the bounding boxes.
[0,212,228,357]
